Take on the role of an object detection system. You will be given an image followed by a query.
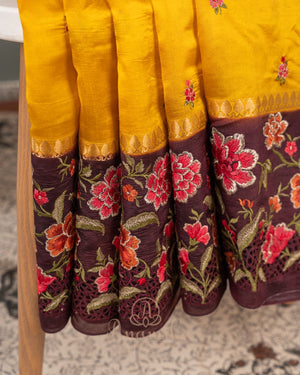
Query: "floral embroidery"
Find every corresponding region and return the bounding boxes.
[184,222,210,245]
[157,251,167,283]
[184,80,195,108]
[137,277,146,286]
[210,0,227,15]
[261,223,295,264]
[164,220,175,238]
[123,184,138,202]
[87,165,122,220]
[179,248,189,275]
[290,173,300,209]
[45,212,78,257]
[69,158,76,176]
[225,252,236,275]
[211,128,258,194]
[95,262,115,293]
[268,195,282,213]
[276,56,288,85]
[37,266,56,295]
[285,141,297,157]
[144,154,171,210]
[170,151,202,202]
[113,225,140,270]
[222,219,237,244]
[34,189,49,206]
[263,112,288,150]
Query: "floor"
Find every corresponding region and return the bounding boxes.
[1,112,300,375]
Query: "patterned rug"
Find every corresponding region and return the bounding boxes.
[0,113,300,375]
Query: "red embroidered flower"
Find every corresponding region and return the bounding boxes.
[157,251,167,283]
[179,248,189,275]
[222,219,237,244]
[184,222,210,245]
[171,151,202,202]
[211,128,258,194]
[290,173,300,209]
[69,159,76,176]
[123,184,138,202]
[137,277,146,286]
[263,112,288,150]
[45,212,79,257]
[37,266,56,295]
[95,262,114,293]
[113,225,140,270]
[276,57,289,84]
[164,220,175,238]
[88,165,122,220]
[210,0,227,14]
[268,195,282,213]
[66,254,73,272]
[261,223,295,264]
[285,141,297,157]
[185,80,195,107]
[145,154,171,210]
[34,189,49,206]
[225,252,236,275]
[238,199,254,208]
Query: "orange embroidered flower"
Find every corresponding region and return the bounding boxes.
[45,212,78,257]
[123,184,138,202]
[268,195,282,213]
[290,173,300,209]
[238,199,253,208]
[113,225,140,270]
[263,112,288,150]
[69,159,76,176]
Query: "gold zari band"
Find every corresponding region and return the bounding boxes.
[31,134,77,158]
[208,91,300,119]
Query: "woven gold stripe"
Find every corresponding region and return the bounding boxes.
[31,134,77,158]
[208,91,300,119]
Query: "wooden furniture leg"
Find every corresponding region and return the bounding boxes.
[17,44,45,375]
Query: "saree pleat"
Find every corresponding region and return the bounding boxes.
[18,0,300,336]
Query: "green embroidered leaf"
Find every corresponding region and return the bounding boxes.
[152,256,161,268]
[76,215,105,234]
[237,207,264,253]
[82,166,92,178]
[44,290,69,312]
[258,267,266,282]
[33,179,42,191]
[222,3,227,8]
[295,222,300,236]
[203,195,213,210]
[119,287,145,300]
[56,268,64,280]
[96,247,106,263]
[200,245,213,274]
[207,275,222,296]
[125,212,159,231]
[125,154,135,169]
[230,216,240,224]
[135,160,144,174]
[52,191,66,224]
[233,269,247,283]
[191,208,199,217]
[215,7,219,14]
[123,162,131,175]
[87,293,118,314]
[134,269,147,278]
[215,186,225,214]
[180,276,204,300]
[259,159,272,193]
[156,280,172,304]
[87,266,101,273]
[283,250,300,272]
[132,178,144,189]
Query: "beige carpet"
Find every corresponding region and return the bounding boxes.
[0,113,300,375]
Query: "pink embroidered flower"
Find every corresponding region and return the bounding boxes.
[179,248,189,275]
[276,57,289,85]
[34,189,49,206]
[211,128,258,194]
[222,219,237,244]
[185,80,195,107]
[261,223,295,264]
[164,220,175,238]
[290,173,300,209]
[184,222,210,245]
[37,266,56,295]
[210,0,227,14]
[157,251,167,283]
[137,277,146,286]
[88,165,122,220]
[171,151,202,202]
[113,225,140,270]
[263,112,288,150]
[95,262,114,293]
[145,154,171,210]
[285,141,297,157]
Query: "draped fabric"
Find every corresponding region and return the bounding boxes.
[18,0,300,337]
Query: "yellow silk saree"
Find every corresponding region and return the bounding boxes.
[18,0,300,336]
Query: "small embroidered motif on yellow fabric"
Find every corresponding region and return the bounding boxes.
[208,91,300,119]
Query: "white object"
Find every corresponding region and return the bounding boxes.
[0,0,23,43]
